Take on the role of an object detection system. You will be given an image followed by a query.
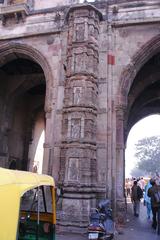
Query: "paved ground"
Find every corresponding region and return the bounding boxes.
[118,198,160,240]
[57,233,87,240]
[57,198,160,240]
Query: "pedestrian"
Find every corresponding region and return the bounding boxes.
[144,180,152,219]
[125,179,131,197]
[138,177,146,192]
[131,180,143,217]
[148,178,160,230]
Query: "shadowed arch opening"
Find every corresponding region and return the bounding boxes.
[118,34,160,107]
[115,35,160,206]
[0,43,53,172]
[126,51,160,140]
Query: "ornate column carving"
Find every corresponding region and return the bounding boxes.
[58,4,102,232]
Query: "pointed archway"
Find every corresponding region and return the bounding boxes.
[0,43,53,173]
[115,34,160,216]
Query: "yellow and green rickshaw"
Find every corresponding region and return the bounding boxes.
[0,167,56,240]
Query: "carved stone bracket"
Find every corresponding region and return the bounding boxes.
[65,4,103,24]
[0,2,29,25]
[115,104,126,120]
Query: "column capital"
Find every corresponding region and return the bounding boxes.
[65,3,103,23]
[115,104,127,119]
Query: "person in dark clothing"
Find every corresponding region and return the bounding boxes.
[131,180,143,217]
[148,179,160,230]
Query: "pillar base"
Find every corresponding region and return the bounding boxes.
[56,191,98,233]
[116,198,127,225]
[56,218,87,234]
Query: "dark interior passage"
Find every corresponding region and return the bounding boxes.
[0,55,46,171]
[126,52,160,142]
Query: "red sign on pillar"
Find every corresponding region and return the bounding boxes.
[107,54,115,65]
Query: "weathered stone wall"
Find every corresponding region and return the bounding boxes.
[34,0,79,10]
[0,0,64,174]
[0,0,80,8]
[97,0,160,217]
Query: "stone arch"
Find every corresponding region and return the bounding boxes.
[118,34,160,106]
[0,42,53,112]
[114,34,160,210]
[0,42,53,171]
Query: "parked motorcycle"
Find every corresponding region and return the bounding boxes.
[88,200,114,240]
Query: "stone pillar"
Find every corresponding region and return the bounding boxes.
[0,103,11,168]
[107,23,126,221]
[42,102,53,175]
[106,24,117,213]
[58,4,102,232]
[116,104,126,222]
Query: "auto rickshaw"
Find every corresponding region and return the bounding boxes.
[0,167,56,240]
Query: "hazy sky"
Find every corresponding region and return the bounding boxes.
[125,114,160,177]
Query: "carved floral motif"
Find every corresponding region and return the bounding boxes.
[71,118,81,139]
[74,53,84,72]
[68,158,79,181]
[73,87,82,105]
[75,23,85,42]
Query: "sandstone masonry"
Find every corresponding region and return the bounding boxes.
[0,0,160,232]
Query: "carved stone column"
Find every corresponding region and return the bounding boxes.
[58,4,102,232]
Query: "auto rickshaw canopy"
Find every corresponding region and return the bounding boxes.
[0,167,55,240]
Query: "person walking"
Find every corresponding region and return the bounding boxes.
[131,180,143,217]
[144,180,152,219]
[125,179,131,197]
[148,178,160,231]
[138,177,146,192]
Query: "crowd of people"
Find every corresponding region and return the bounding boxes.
[125,176,160,233]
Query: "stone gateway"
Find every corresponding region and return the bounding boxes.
[0,0,160,232]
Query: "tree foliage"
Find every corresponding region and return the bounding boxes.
[133,136,160,175]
